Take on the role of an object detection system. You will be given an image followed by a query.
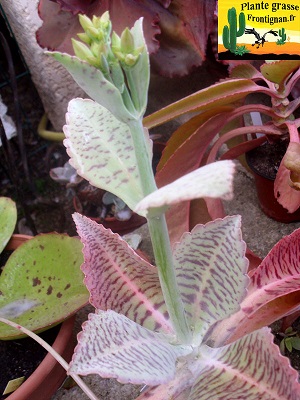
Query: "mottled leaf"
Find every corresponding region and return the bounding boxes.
[64,98,150,213]
[190,328,300,400]
[73,213,173,333]
[49,52,137,122]
[209,226,300,346]
[69,310,191,384]
[136,161,235,216]
[173,216,248,345]
[0,234,88,339]
[0,197,17,254]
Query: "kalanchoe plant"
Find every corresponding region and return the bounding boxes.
[3,13,300,400]
[143,60,300,244]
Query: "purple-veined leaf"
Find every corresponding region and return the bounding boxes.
[209,226,300,346]
[135,161,235,216]
[69,310,192,384]
[173,216,248,345]
[48,52,137,122]
[0,197,17,254]
[73,213,173,334]
[64,98,151,213]
[190,328,300,400]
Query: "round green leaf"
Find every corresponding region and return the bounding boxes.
[0,233,88,339]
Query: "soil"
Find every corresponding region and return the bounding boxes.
[246,139,289,180]
[0,324,60,399]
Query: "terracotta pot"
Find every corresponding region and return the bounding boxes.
[3,234,76,400]
[246,154,300,223]
[72,196,146,234]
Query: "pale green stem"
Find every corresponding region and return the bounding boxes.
[0,317,99,400]
[125,67,141,112]
[129,118,192,344]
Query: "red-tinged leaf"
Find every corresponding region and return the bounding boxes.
[173,216,248,345]
[274,157,300,213]
[37,0,161,55]
[63,99,149,212]
[209,227,300,346]
[190,328,300,400]
[143,79,269,129]
[260,61,300,91]
[150,0,216,77]
[156,106,234,172]
[73,213,173,334]
[230,63,263,80]
[69,310,192,384]
[156,112,235,245]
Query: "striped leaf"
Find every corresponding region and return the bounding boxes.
[135,160,235,216]
[64,98,151,213]
[190,328,300,400]
[69,310,192,385]
[209,226,300,345]
[173,216,248,345]
[73,213,173,334]
[49,52,137,122]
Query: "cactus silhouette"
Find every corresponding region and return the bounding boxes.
[222,7,246,53]
[277,27,287,44]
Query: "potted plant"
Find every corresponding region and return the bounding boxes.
[0,197,89,398]
[143,60,300,226]
[3,13,300,400]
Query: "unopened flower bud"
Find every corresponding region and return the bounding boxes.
[120,28,134,54]
[78,14,94,32]
[72,39,94,61]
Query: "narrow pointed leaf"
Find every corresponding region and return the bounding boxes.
[136,161,235,216]
[49,51,137,122]
[173,216,248,345]
[191,328,300,400]
[210,227,300,345]
[0,197,17,254]
[0,234,87,339]
[69,310,191,384]
[64,98,148,213]
[73,213,173,333]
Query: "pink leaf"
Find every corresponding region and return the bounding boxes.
[274,156,300,213]
[173,216,248,345]
[69,310,191,384]
[73,213,173,333]
[190,328,300,400]
[209,227,300,345]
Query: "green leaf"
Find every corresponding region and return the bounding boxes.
[69,310,192,385]
[64,98,149,213]
[260,61,300,91]
[0,197,17,254]
[291,337,300,351]
[48,51,138,122]
[285,337,293,352]
[0,234,88,339]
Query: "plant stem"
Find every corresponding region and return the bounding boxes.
[0,317,99,400]
[147,215,192,344]
[129,118,192,344]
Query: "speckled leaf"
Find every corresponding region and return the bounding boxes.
[135,160,235,216]
[49,51,137,122]
[0,197,17,254]
[209,226,300,346]
[69,310,191,384]
[64,98,149,213]
[190,328,300,400]
[0,234,88,339]
[73,213,173,334]
[172,215,248,346]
